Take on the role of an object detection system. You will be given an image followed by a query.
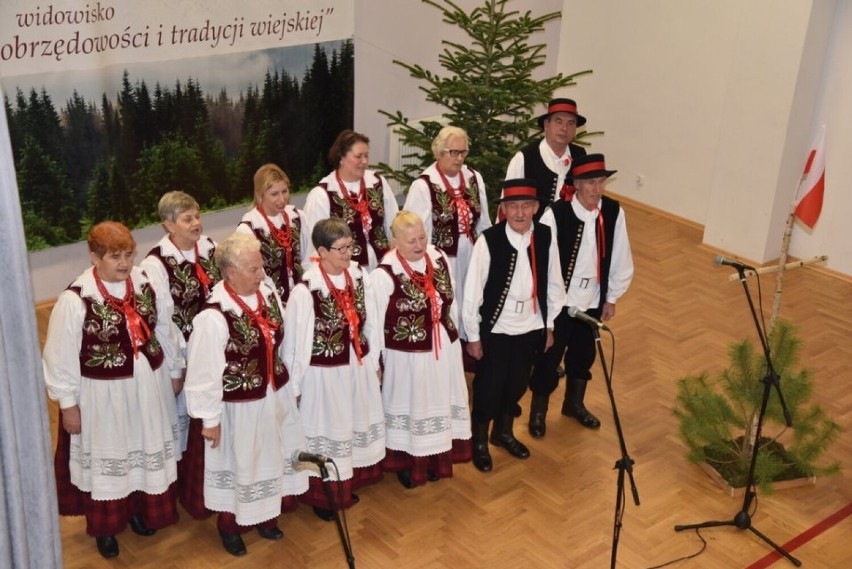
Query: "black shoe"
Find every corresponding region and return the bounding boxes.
[397,469,416,489]
[351,493,360,505]
[218,530,247,556]
[472,448,493,472]
[489,414,531,459]
[95,536,119,559]
[128,514,156,537]
[528,394,550,439]
[313,507,336,522]
[426,470,440,482]
[563,405,601,429]
[471,420,493,472]
[490,432,531,459]
[257,526,284,540]
[562,379,602,429]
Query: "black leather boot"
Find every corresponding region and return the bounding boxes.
[489,414,530,459]
[528,393,550,439]
[471,421,493,472]
[561,379,601,429]
[95,536,119,559]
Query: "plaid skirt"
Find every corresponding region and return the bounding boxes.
[54,425,178,536]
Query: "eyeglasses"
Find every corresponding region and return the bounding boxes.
[443,148,469,159]
[329,243,354,254]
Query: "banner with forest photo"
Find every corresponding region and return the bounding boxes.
[0,0,355,251]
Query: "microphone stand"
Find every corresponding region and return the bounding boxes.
[595,327,640,569]
[318,462,356,569]
[674,265,800,566]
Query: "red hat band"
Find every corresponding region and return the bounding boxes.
[548,102,579,116]
[503,186,538,200]
[572,161,607,177]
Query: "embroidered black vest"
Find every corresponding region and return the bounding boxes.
[549,195,619,309]
[479,222,551,337]
[205,290,287,402]
[320,180,390,266]
[420,168,484,256]
[72,282,164,379]
[379,254,459,352]
[147,237,220,340]
[308,273,371,366]
[520,139,587,217]
[240,216,303,303]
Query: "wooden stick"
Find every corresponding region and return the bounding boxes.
[726,255,829,281]
[769,204,797,331]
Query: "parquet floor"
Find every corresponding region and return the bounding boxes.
[39,199,852,568]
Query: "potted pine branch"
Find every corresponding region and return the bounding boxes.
[672,319,841,494]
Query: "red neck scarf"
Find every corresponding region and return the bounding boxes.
[527,231,538,314]
[336,171,371,236]
[318,263,363,365]
[592,207,605,284]
[169,237,211,296]
[257,205,294,271]
[396,251,442,359]
[93,268,151,359]
[436,164,474,241]
[224,282,280,389]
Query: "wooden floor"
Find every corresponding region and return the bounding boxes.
[40,201,852,569]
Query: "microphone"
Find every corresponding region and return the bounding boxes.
[567,306,609,331]
[714,255,754,270]
[292,449,332,465]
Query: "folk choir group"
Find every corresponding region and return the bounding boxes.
[43,99,633,558]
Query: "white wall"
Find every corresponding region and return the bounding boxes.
[788,0,852,272]
[354,0,563,163]
[557,0,849,275]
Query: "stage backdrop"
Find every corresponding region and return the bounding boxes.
[0,0,355,256]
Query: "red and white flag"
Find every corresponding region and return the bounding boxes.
[793,126,826,229]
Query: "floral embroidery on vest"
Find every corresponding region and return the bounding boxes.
[322,181,390,266]
[309,274,370,366]
[245,217,303,303]
[214,291,287,401]
[151,244,219,339]
[75,283,163,379]
[383,255,458,352]
[425,170,483,256]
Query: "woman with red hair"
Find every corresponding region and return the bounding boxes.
[43,221,183,559]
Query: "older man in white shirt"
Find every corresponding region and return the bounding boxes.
[462,179,566,473]
[528,153,634,437]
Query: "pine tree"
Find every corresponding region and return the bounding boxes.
[672,320,841,493]
[375,0,591,209]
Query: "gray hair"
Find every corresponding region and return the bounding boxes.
[312,217,352,251]
[431,125,469,160]
[215,232,261,272]
[158,191,200,223]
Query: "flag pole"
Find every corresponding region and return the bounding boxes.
[769,203,797,332]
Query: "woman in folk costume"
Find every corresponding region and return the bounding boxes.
[237,163,309,304]
[140,190,220,519]
[183,232,309,557]
[43,222,183,559]
[282,218,385,521]
[373,211,472,489]
[402,125,491,345]
[303,129,399,270]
